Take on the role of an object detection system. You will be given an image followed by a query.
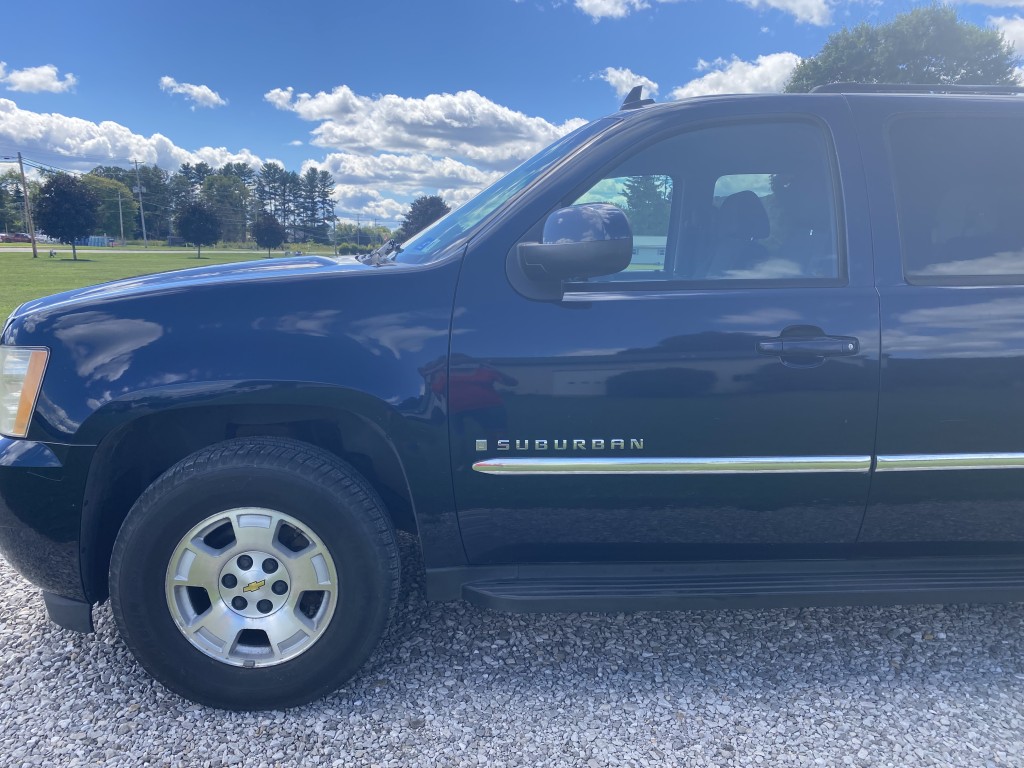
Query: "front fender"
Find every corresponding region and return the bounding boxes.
[4,256,469,602]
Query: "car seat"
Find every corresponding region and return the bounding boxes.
[706,191,770,278]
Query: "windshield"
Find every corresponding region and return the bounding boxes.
[394,118,615,264]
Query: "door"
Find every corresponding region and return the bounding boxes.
[857,100,1024,551]
[450,106,881,564]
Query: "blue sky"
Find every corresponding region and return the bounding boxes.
[1,0,1022,224]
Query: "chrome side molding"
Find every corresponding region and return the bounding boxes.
[875,453,1024,472]
[473,453,1024,476]
[472,456,873,475]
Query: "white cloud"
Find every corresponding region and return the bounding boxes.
[0,98,260,171]
[953,1,1024,6]
[670,52,801,99]
[597,66,660,99]
[0,62,77,93]
[264,85,586,171]
[265,83,589,221]
[989,15,1024,51]
[303,151,502,221]
[288,139,304,146]
[332,186,409,221]
[575,0,648,19]
[574,0,684,20]
[310,152,500,191]
[733,0,832,26]
[159,76,227,109]
[575,0,831,24]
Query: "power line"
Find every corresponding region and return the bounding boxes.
[0,145,134,165]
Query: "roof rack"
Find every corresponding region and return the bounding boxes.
[811,82,1024,95]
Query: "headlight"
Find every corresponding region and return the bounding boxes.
[0,347,49,438]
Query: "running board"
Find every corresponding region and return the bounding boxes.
[448,558,1024,613]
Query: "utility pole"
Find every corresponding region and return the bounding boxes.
[16,152,39,259]
[133,160,148,248]
[117,190,125,243]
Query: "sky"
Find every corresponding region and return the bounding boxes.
[1,0,1022,226]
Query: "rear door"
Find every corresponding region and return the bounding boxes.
[449,99,882,564]
[856,96,1024,550]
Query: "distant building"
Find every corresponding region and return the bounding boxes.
[632,235,666,267]
[74,236,115,247]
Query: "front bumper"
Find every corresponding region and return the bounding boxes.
[0,437,95,601]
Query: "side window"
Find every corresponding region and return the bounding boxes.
[567,120,841,286]
[575,176,673,273]
[889,115,1024,283]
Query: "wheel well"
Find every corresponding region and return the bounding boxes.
[81,404,416,603]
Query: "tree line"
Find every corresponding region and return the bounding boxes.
[3,160,344,248]
[86,161,338,244]
[11,158,452,260]
[4,148,455,258]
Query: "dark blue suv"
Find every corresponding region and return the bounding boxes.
[3,85,1024,709]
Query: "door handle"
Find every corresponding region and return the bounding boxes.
[757,336,859,357]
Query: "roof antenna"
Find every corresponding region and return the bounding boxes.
[621,85,655,110]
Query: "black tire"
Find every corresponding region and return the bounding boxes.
[109,437,400,710]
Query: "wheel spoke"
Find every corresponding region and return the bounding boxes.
[227,511,277,552]
[261,610,313,660]
[168,545,221,591]
[189,602,246,660]
[285,545,337,594]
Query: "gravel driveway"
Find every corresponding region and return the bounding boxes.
[3,535,1024,768]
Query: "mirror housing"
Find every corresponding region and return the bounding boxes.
[518,203,633,284]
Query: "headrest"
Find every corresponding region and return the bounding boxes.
[719,190,770,240]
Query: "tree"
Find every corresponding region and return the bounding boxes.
[253,214,286,257]
[785,7,1023,92]
[175,201,221,258]
[316,170,335,226]
[167,171,195,224]
[201,175,249,243]
[398,195,450,240]
[82,174,138,241]
[256,161,284,220]
[178,161,214,192]
[622,176,671,235]
[256,163,299,229]
[333,222,394,254]
[109,164,173,240]
[300,167,320,232]
[0,170,30,233]
[34,173,99,260]
[219,162,255,188]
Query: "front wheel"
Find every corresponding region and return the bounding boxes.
[110,438,400,710]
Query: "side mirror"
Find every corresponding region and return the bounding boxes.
[518,203,633,283]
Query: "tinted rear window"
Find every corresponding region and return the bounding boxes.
[889,115,1024,284]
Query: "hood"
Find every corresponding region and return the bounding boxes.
[9,255,385,321]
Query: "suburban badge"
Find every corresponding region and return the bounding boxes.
[475,438,644,451]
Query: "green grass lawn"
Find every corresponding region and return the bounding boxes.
[0,247,285,319]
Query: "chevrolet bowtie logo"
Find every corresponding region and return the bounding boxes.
[242,579,266,593]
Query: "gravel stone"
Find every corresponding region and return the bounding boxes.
[3,534,1024,766]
